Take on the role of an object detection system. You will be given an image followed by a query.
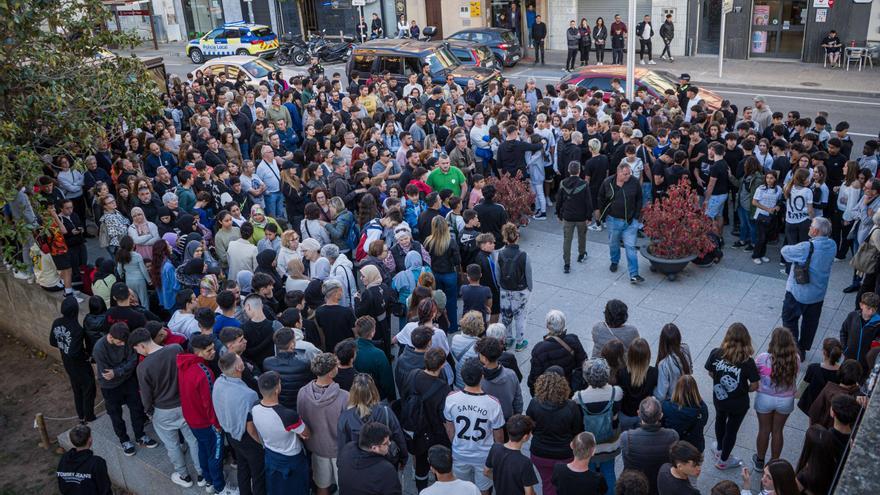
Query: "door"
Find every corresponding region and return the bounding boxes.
[750,0,807,57]
[425,0,443,39]
[698,0,722,54]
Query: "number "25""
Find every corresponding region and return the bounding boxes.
[455,416,488,441]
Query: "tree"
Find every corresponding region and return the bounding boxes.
[0,0,161,265]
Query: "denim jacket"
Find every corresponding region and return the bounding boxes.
[781,235,836,304]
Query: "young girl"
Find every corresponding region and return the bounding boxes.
[836,160,863,260]
[783,168,814,271]
[797,337,842,415]
[752,170,783,264]
[661,375,709,452]
[733,156,764,250]
[705,323,759,470]
[753,327,800,471]
[526,134,549,219]
[811,164,830,219]
[653,323,693,401]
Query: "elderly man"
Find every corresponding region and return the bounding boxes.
[781,217,837,360]
[620,397,679,495]
[526,309,587,395]
[597,163,644,283]
[256,145,285,220]
[449,133,477,178]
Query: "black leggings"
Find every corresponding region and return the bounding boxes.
[566,49,578,70]
[595,44,605,62]
[580,43,590,64]
[715,408,747,461]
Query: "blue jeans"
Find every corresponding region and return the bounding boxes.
[641,182,653,204]
[738,206,757,244]
[606,216,640,277]
[265,449,309,495]
[590,458,616,495]
[435,271,459,332]
[239,140,250,162]
[191,426,225,491]
[264,191,285,220]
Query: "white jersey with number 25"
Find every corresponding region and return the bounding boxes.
[443,390,505,466]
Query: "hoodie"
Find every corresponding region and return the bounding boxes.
[50,298,90,363]
[481,364,523,420]
[337,441,402,495]
[661,399,709,452]
[177,353,220,429]
[556,176,594,222]
[296,380,349,458]
[168,310,200,339]
[839,310,880,372]
[391,251,430,306]
[57,448,112,495]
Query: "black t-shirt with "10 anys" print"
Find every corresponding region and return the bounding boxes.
[704,348,759,413]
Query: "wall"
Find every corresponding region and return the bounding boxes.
[723,0,752,59]
[869,0,880,43]
[802,0,873,62]
[0,272,71,359]
[547,0,577,51]
[652,0,688,56]
[404,0,489,39]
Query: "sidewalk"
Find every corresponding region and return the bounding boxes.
[517,47,879,96]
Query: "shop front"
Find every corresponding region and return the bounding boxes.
[749,0,807,58]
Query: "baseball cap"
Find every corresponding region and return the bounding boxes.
[679,73,691,81]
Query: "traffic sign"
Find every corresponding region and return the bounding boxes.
[352,0,365,5]
[722,0,733,13]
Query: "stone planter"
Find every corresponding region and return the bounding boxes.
[641,248,697,281]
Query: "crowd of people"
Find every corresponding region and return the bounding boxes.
[3,41,877,495]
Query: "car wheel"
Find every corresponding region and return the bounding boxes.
[189,48,203,64]
[236,49,249,56]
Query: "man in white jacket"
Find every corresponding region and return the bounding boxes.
[321,244,358,308]
[168,290,200,339]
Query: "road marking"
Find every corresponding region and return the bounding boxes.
[704,89,880,106]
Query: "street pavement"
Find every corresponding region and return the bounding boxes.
[108,41,875,493]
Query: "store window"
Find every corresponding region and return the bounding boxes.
[751,0,807,57]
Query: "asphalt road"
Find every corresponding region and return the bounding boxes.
[162,57,878,149]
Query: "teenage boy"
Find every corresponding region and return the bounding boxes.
[176,169,197,213]
[475,337,522,422]
[474,233,501,323]
[484,414,539,495]
[422,445,480,494]
[657,441,702,495]
[459,209,481,268]
[461,264,493,323]
[57,425,112,495]
[551,432,607,495]
[839,291,880,373]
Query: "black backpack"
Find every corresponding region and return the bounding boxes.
[398,371,446,434]
[499,249,526,290]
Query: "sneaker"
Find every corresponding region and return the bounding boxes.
[648,60,657,65]
[588,223,602,231]
[122,441,136,456]
[197,475,207,487]
[532,212,547,220]
[660,55,667,60]
[630,275,645,284]
[779,268,787,275]
[171,473,194,488]
[732,241,746,248]
[564,264,571,274]
[744,243,754,251]
[639,60,646,65]
[753,258,763,265]
[505,338,515,349]
[716,456,743,470]
[752,454,765,471]
[597,62,604,66]
[610,262,618,273]
[12,269,30,280]
[515,340,529,352]
[206,486,215,495]
[219,487,240,495]
[761,257,770,263]
[138,435,158,448]
[577,253,587,263]
[778,261,785,266]
[670,57,675,62]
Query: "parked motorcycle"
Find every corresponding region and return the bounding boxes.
[276,34,309,66]
[309,30,354,64]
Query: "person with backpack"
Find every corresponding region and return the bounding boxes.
[497,223,532,352]
[400,347,452,491]
[476,337,523,422]
[355,207,402,262]
[325,196,356,257]
[425,216,462,334]
[572,358,623,495]
[336,373,409,469]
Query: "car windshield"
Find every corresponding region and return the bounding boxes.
[250,27,272,37]
[640,70,678,94]
[243,59,278,78]
[425,46,459,73]
[500,31,517,44]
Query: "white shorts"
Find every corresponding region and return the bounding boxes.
[453,461,493,491]
[754,392,795,415]
[311,454,338,489]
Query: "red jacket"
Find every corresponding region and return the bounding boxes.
[176,353,220,429]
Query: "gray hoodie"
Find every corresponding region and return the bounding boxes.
[296,381,349,458]
[92,336,138,389]
[653,344,692,401]
[481,364,523,420]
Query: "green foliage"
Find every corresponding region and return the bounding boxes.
[0,0,162,264]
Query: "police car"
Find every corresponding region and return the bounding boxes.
[186,22,279,64]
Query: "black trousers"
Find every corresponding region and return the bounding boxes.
[534,40,545,63]
[566,48,578,70]
[63,358,97,421]
[612,48,624,64]
[714,408,747,461]
[102,375,147,443]
[639,39,653,60]
[595,44,605,62]
[229,432,266,495]
[661,39,673,58]
[781,291,823,354]
[579,43,590,64]
[753,216,773,259]
[783,220,811,270]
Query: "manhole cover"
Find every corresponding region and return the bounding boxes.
[801,82,821,87]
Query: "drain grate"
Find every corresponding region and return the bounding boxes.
[801,82,821,87]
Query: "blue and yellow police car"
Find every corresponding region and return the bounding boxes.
[186,22,279,64]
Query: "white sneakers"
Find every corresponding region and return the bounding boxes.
[171,473,193,488]
[648,60,657,65]
[640,60,646,65]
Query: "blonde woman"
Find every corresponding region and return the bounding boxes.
[335,373,408,467]
[450,311,485,389]
[424,216,461,333]
[276,230,302,278]
[616,338,658,431]
[284,258,310,293]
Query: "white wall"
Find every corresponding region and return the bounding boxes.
[868,0,880,42]
[651,0,687,56]
[548,0,577,51]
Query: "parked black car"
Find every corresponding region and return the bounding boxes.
[346,39,501,91]
[446,27,522,67]
[444,39,496,69]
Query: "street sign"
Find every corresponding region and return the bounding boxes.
[352,0,365,5]
[118,9,150,16]
[470,1,481,17]
[722,0,733,14]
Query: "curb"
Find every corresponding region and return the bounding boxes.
[692,82,880,99]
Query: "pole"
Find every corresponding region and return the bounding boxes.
[625,0,636,101]
[718,11,726,78]
[148,1,158,50]
[245,0,254,23]
[35,413,51,449]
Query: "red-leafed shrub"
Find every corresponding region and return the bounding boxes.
[641,180,717,259]
[488,171,536,226]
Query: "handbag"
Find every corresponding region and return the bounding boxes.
[847,219,861,241]
[851,228,880,275]
[793,240,813,285]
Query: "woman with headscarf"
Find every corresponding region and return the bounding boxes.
[197,274,220,310]
[309,254,331,281]
[91,258,117,307]
[176,257,205,292]
[127,206,160,262]
[248,204,281,245]
[391,250,432,330]
[156,206,176,237]
[151,240,179,316]
[355,264,394,359]
[284,258,311,293]
[174,213,199,258]
[182,237,221,275]
[236,270,254,298]
[116,235,151,310]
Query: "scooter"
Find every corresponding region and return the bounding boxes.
[276,33,309,66]
[309,30,355,64]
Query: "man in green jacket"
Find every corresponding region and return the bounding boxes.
[352,316,396,400]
